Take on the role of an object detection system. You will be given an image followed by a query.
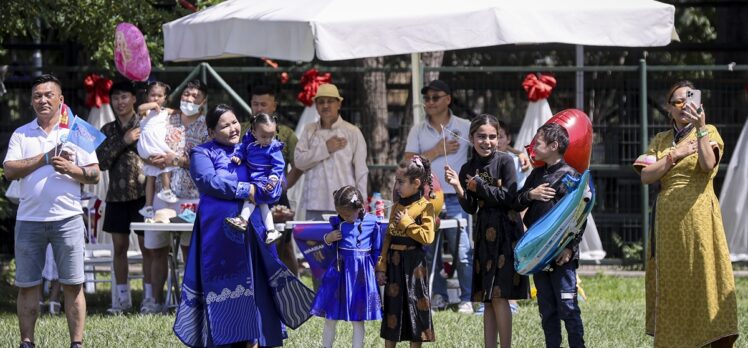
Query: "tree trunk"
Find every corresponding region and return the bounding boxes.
[361,57,390,198]
[421,51,445,82]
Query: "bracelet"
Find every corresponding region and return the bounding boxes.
[44,153,49,165]
[696,129,709,139]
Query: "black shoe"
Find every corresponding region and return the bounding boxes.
[70,342,83,348]
[19,342,35,348]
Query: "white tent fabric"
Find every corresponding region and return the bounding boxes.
[720,118,748,261]
[514,99,553,151]
[580,215,606,261]
[84,105,116,202]
[164,0,675,62]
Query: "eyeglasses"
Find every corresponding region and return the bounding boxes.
[668,99,685,108]
[423,94,447,103]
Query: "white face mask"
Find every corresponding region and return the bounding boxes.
[180,101,201,115]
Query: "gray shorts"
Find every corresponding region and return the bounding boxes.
[15,215,86,287]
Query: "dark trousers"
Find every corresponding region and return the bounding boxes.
[533,261,585,348]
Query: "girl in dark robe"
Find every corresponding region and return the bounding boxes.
[445,114,529,348]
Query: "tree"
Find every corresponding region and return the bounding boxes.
[0,0,225,70]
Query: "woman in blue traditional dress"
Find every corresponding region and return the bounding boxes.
[173,104,314,348]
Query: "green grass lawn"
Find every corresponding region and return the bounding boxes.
[0,275,746,347]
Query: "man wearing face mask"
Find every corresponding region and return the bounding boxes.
[142,79,209,314]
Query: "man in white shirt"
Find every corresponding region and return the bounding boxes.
[4,74,100,348]
[294,83,368,220]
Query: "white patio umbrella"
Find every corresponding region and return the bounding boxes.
[163,0,675,62]
[164,0,675,122]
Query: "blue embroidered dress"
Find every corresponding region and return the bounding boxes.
[236,131,285,204]
[310,213,384,321]
[173,140,314,348]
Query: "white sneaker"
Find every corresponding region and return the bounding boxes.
[509,302,520,315]
[265,230,283,244]
[140,297,155,313]
[140,299,163,314]
[106,297,132,314]
[457,301,474,314]
[138,206,155,218]
[431,294,448,310]
[49,301,61,315]
[157,190,178,203]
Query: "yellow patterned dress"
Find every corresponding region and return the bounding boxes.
[639,125,738,347]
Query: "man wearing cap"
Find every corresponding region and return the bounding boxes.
[294,83,368,220]
[403,79,474,313]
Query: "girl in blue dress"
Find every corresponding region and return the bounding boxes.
[310,185,383,348]
[225,112,285,244]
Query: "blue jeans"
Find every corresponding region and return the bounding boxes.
[425,194,473,302]
[533,262,585,348]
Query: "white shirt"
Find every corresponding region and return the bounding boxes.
[405,114,471,194]
[294,117,368,211]
[4,120,99,222]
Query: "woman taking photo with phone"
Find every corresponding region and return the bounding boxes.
[634,80,738,347]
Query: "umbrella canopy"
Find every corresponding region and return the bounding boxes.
[163,0,675,62]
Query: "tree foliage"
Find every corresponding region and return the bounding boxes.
[0,0,223,70]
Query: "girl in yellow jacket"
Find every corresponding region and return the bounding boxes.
[376,156,437,347]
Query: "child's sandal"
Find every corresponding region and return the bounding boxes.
[225,216,248,231]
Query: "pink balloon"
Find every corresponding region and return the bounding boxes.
[114,23,151,82]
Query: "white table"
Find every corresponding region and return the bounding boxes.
[130,218,468,308]
[130,223,193,309]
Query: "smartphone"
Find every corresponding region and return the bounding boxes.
[686,89,701,107]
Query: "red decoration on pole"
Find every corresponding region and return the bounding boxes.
[522,73,557,102]
[297,69,332,107]
[83,74,113,108]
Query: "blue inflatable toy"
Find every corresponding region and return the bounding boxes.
[514,170,595,275]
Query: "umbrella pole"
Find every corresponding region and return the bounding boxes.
[411,53,424,125]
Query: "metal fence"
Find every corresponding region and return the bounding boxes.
[1,63,746,261]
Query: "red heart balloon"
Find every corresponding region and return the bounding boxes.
[525,109,593,173]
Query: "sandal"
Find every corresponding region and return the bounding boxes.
[225,216,248,231]
[265,229,283,244]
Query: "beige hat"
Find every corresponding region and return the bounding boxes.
[153,208,177,223]
[313,83,343,101]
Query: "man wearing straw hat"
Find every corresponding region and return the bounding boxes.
[294,83,368,221]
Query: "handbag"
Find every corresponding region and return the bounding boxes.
[5,180,20,204]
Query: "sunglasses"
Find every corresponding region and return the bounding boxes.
[423,94,448,103]
[668,99,685,108]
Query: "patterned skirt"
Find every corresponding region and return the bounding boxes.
[380,237,435,342]
[472,213,529,303]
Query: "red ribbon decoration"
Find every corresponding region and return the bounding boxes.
[83,74,113,108]
[522,73,556,102]
[297,68,332,107]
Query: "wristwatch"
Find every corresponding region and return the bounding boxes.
[172,156,180,167]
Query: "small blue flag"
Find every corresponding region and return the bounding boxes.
[66,117,107,153]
